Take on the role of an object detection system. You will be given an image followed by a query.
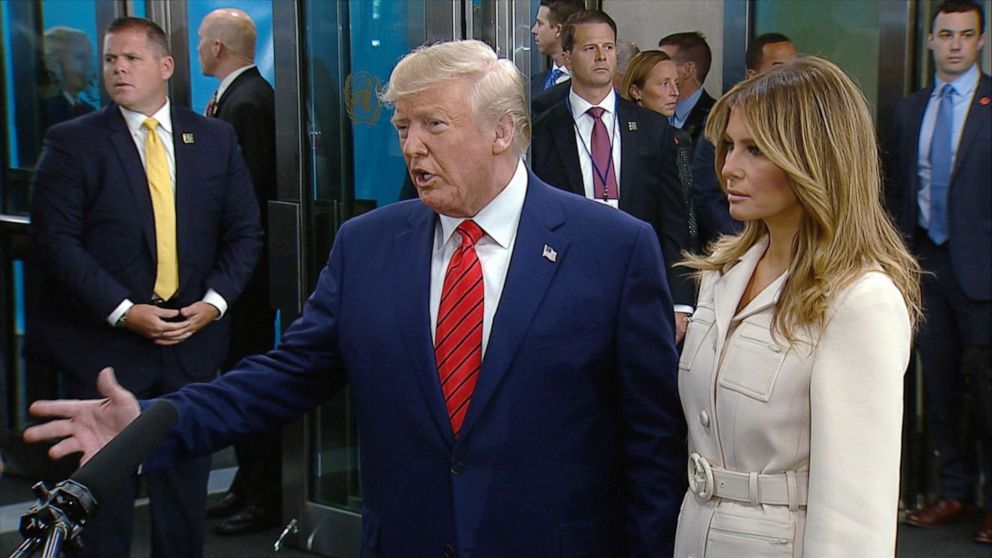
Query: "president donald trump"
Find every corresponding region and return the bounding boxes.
[26,40,687,557]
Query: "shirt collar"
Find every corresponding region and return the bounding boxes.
[552,62,569,76]
[217,64,256,101]
[567,87,617,121]
[932,64,980,98]
[438,159,528,249]
[674,86,704,123]
[119,98,172,135]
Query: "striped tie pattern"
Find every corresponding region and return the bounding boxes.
[435,220,484,437]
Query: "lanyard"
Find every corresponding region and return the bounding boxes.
[567,95,619,201]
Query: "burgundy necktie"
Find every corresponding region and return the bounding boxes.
[435,220,484,437]
[587,106,618,200]
[205,90,218,117]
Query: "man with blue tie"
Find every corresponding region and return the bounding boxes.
[29,16,262,557]
[889,0,991,544]
[26,39,687,557]
[530,0,584,115]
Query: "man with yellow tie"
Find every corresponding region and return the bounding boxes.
[30,16,262,558]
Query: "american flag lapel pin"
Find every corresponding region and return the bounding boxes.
[542,244,557,263]
[182,133,195,144]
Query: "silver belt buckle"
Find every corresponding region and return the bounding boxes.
[688,452,714,501]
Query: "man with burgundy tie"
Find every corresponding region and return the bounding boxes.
[531,9,695,343]
[888,0,991,543]
[29,16,262,558]
[196,7,281,535]
[26,39,687,557]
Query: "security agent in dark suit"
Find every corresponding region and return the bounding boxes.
[691,33,797,250]
[531,9,694,343]
[658,31,715,143]
[29,17,262,558]
[195,7,281,535]
[888,1,991,543]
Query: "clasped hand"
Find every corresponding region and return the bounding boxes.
[123,301,219,345]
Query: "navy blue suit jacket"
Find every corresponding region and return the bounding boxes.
[148,173,687,557]
[30,103,263,391]
[530,95,695,308]
[691,137,742,248]
[889,73,991,301]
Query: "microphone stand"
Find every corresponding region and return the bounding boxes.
[8,480,97,558]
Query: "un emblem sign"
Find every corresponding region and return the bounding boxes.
[344,71,383,126]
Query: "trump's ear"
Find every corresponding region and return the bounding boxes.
[492,114,514,155]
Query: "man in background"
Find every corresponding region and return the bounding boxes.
[658,31,715,142]
[531,9,695,343]
[530,0,584,115]
[196,7,280,536]
[890,0,991,544]
[30,17,262,557]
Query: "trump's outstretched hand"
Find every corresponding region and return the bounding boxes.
[23,368,140,465]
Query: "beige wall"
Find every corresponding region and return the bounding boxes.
[603,0,725,94]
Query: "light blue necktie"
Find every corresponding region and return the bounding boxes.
[543,68,564,90]
[928,83,954,245]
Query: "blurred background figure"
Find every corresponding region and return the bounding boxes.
[613,40,640,91]
[658,31,714,142]
[40,26,96,129]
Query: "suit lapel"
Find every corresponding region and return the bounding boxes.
[951,74,990,182]
[393,206,456,444]
[617,100,638,210]
[711,238,768,360]
[172,108,197,288]
[457,177,569,442]
[105,105,157,259]
[549,103,585,196]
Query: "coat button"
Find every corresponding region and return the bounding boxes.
[699,410,710,428]
[444,543,456,558]
[450,461,466,474]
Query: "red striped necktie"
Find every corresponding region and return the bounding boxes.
[205,90,218,117]
[435,220,485,437]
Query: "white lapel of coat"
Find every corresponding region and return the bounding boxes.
[712,237,769,361]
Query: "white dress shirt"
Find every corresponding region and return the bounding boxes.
[429,159,527,356]
[568,88,622,209]
[107,99,227,325]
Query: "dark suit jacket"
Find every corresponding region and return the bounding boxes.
[30,103,263,391]
[691,137,742,249]
[214,66,278,361]
[888,73,991,301]
[148,173,687,557]
[531,80,570,117]
[680,88,715,144]
[530,95,695,306]
[531,68,552,100]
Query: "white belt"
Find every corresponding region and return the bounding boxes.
[688,453,808,510]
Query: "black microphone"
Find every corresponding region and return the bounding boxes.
[69,399,179,504]
[11,400,178,558]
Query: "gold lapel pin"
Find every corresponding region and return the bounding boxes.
[182,133,195,144]
[628,122,637,131]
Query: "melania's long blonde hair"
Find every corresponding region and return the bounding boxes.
[680,56,922,343]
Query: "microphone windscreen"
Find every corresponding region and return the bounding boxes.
[69,400,178,504]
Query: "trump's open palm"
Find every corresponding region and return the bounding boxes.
[23,368,140,465]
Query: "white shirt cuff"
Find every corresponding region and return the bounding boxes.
[108,299,134,326]
[203,289,228,319]
[674,305,695,315]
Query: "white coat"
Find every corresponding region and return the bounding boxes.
[673,237,912,558]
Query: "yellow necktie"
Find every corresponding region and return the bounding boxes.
[142,118,178,300]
